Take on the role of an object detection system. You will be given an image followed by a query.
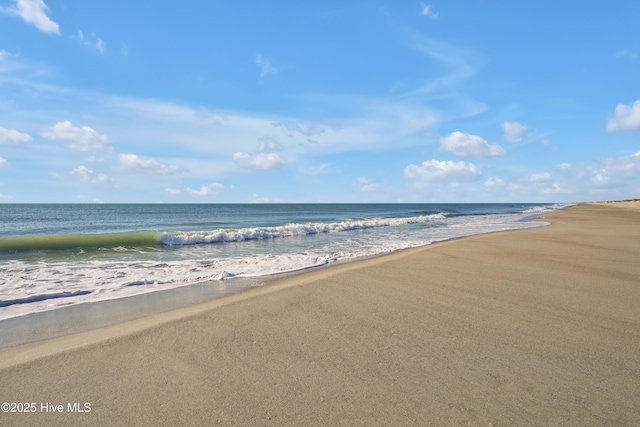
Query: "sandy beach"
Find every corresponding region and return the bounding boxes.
[1,203,639,426]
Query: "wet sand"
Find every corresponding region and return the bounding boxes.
[1,203,639,426]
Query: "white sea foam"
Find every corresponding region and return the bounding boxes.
[158,214,446,245]
[521,203,574,215]
[0,206,567,321]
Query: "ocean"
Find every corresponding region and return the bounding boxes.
[0,203,570,321]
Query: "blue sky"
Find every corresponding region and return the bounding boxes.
[1,0,639,203]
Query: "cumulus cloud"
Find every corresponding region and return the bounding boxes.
[0,0,59,34]
[502,121,528,143]
[353,177,380,192]
[0,126,32,143]
[165,188,181,195]
[43,121,110,151]
[0,157,8,167]
[69,165,114,185]
[420,4,439,19]
[118,153,179,175]
[186,182,225,196]
[440,131,506,158]
[233,152,286,169]
[404,159,482,181]
[606,100,640,132]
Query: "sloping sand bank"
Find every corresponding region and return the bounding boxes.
[1,204,639,426]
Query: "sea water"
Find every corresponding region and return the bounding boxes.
[0,203,571,320]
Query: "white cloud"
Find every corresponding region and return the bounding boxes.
[1,0,59,34]
[72,30,105,54]
[420,4,439,19]
[615,50,638,60]
[592,171,610,184]
[0,157,8,167]
[118,153,180,175]
[541,139,557,150]
[606,100,640,132]
[440,131,506,158]
[0,126,32,143]
[300,163,330,176]
[257,137,283,153]
[502,121,528,143]
[0,193,13,200]
[84,155,104,163]
[529,172,552,182]
[404,159,482,181]
[256,54,277,79]
[42,121,110,152]
[69,165,114,185]
[233,152,286,170]
[484,177,505,187]
[165,188,181,195]
[557,163,572,171]
[354,177,380,192]
[270,121,327,142]
[96,38,105,54]
[186,182,225,196]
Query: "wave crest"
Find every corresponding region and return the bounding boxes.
[159,214,445,246]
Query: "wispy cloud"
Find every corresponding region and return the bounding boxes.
[255,54,278,80]
[71,30,105,54]
[420,4,439,20]
[403,35,483,99]
[484,177,505,187]
[615,50,638,60]
[0,0,59,34]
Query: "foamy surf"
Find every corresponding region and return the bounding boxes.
[0,203,573,320]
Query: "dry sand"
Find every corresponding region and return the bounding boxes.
[593,199,640,211]
[1,203,639,426]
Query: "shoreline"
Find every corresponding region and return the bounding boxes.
[1,202,639,425]
[0,209,554,349]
